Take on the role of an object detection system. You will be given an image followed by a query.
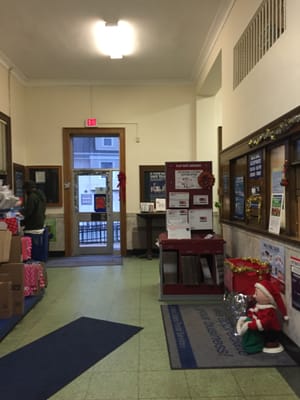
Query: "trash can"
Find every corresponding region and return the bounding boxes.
[24,227,49,262]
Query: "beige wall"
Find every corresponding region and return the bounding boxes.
[196,92,222,206]
[197,0,300,149]
[0,63,9,115]
[196,0,300,346]
[0,65,196,248]
[24,84,195,214]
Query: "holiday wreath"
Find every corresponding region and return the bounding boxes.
[197,170,215,189]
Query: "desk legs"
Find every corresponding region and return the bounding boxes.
[145,218,153,259]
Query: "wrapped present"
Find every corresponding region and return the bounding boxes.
[224,257,271,295]
[21,236,32,261]
[24,262,46,296]
[24,263,39,296]
[0,217,19,234]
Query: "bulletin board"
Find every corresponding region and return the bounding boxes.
[13,163,25,202]
[27,165,62,207]
[139,165,166,202]
[165,161,213,209]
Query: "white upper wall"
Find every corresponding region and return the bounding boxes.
[0,61,195,214]
[20,84,195,212]
[197,0,300,149]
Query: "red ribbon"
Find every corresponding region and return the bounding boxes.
[117,171,126,203]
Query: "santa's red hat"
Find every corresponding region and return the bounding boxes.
[255,279,289,320]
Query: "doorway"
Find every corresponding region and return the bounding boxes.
[63,128,126,257]
[73,169,120,255]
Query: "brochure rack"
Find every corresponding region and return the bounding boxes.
[158,232,225,299]
[159,161,225,299]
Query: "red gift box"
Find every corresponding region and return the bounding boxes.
[0,217,19,234]
[224,257,271,295]
[24,262,46,296]
[21,236,32,261]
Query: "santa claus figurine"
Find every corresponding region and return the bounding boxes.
[236,279,289,354]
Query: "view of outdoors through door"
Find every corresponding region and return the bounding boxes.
[72,136,120,255]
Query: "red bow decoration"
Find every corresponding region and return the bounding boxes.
[197,171,215,189]
[117,171,126,203]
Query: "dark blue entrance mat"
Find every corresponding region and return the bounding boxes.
[0,317,143,400]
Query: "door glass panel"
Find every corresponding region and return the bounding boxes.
[112,170,120,213]
[73,136,120,169]
[73,171,113,255]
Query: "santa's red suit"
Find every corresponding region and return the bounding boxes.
[236,279,288,353]
[246,303,282,332]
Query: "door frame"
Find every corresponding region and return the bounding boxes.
[62,127,126,256]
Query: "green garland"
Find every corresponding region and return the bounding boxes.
[248,113,300,148]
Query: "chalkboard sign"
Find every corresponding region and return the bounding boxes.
[27,165,62,207]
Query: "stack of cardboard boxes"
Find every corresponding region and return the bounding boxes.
[0,230,25,319]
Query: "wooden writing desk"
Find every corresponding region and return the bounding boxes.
[137,212,166,259]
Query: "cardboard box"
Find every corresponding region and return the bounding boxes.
[0,263,24,315]
[0,280,13,319]
[0,230,12,263]
[9,235,22,263]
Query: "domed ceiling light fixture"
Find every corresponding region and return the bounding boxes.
[94,20,135,59]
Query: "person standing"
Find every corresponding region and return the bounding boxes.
[21,180,46,231]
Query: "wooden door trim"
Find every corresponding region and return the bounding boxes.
[62,127,126,256]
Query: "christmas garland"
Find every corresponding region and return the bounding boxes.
[225,257,270,275]
[197,171,215,189]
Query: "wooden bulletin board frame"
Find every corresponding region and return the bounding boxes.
[27,165,62,207]
[139,165,166,202]
[13,163,25,201]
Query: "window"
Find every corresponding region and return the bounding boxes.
[73,136,120,169]
[103,138,112,146]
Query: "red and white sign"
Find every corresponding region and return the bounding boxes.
[85,118,97,127]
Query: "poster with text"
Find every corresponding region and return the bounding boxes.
[234,176,245,220]
[290,255,300,311]
[260,240,285,291]
[268,193,283,234]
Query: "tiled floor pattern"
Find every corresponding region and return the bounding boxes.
[0,256,299,400]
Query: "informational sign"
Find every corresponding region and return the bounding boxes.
[268,193,283,234]
[166,209,188,226]
[290,255,300,311]
[149,172,166,199]
[175,169,203,189]
[165,161,213,210]
[189,209,213,230]
[94,194,106,212]
[193,194,209,206]
[248,150,263,178]
[260,240,285,287]
[169,192,189,208]
[234,176,245,220]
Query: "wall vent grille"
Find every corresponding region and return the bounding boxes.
[233,0,286,88]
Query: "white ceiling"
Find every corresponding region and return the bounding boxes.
[0,0,233,85]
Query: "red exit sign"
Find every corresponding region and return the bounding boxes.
[85,118,97,127]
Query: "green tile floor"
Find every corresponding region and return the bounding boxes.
[0,256,299,400]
